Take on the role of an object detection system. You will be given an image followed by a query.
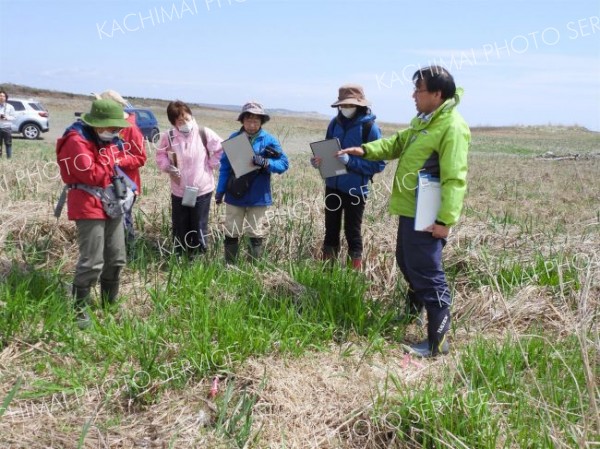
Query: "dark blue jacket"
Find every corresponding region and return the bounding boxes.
[217,128,289,207]
[325,113,385,197]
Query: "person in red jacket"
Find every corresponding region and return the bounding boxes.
[56,99,132,329]
[93,90,146,244]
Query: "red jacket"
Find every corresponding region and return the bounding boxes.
[56,124,121,220]
[115,114,146,193]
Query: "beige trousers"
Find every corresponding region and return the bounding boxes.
[224,205,269,238]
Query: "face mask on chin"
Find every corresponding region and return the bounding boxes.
[340,107,357,119]
[97,130,119,142]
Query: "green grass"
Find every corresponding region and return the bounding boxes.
[0,266,69,348]
[370,335,595,448]
[1,105,598,447]
[443,247,584,299]
[3,246,596,447]
[215,377,265,447]
[491,253,581,295]
[0,258,396,405]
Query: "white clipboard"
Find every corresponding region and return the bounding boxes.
[222,133,258,178]
[414,173,441,231]
[309,138,348,179]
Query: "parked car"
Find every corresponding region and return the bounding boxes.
[7,98,50,140]
[74,107,160,143]
[125,108,160,144]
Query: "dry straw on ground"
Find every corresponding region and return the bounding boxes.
[0,88,598,447]
[1,340,442,449]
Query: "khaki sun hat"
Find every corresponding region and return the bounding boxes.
[91,89,129,106]
[81,99,131,128]
[237,101,270,123]
[91,89,131,118]
[331,84,371,107]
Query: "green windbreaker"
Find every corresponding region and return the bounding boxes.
[363,88,471,226]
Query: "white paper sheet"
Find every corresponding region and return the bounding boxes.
[414,174,441,231]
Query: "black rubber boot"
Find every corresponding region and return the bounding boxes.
[402,305,450,358]
[404,337,449,358]
[100,278,120,308]
[249,238,264,261]
[427,305,451,356]
[224,237,239,265]
[72,285,92,330]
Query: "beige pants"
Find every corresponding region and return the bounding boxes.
[224,205,269,238]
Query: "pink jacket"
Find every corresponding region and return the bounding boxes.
[156,124,223,197]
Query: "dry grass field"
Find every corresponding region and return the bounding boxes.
[0,85,598,448]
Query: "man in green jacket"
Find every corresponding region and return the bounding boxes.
[340,66,470,357]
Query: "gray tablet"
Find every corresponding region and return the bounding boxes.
[222,133,259,178]
[310,138,347,179]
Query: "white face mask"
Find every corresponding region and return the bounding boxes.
[97,130,119,142]
[178,118,195,134]
[340,107,357,119]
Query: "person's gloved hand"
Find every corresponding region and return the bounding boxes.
[167,165,180,177]
[337,153,350,165]
[310,157,321,169]
[215,191,224,204]
[252,154,269,169]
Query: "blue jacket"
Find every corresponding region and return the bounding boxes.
[325,112,385,197]
[217,128,289,207]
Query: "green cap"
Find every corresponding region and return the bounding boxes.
[81,99,131,128]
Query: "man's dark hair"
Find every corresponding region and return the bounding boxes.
[412,66,456,100]
[166,100,193,125]
[0,90,8,100]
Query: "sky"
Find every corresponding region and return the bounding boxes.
[1,0,599,130]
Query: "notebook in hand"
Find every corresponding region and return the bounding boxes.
[168,151,178,168]
[222,133,259,178]
[309,138,347,179]
[414,173,441,231]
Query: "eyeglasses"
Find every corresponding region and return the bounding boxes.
[413,88,428,94]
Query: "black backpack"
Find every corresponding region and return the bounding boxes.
[326,119,378,183]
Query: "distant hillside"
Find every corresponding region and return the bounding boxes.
[0,83,329,120]
[2,83,596,134]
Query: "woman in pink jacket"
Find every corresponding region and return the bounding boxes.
[156,101,223,257]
